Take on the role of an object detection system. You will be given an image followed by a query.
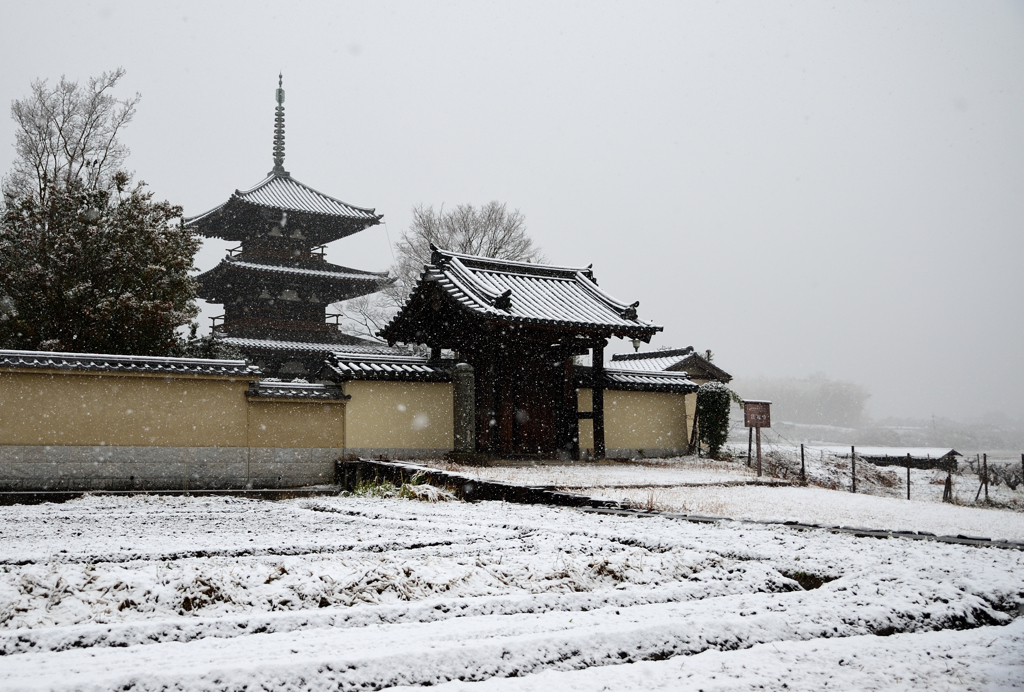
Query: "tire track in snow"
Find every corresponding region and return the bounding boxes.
[0,580,1013,691]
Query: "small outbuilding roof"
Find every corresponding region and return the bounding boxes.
[380,246,662,344]
[611,346,732,383]
[576,366,698,394]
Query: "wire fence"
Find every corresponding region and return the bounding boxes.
[723,423,1023,506]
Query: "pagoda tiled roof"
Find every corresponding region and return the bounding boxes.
[184,173,381,242]
[0,349,259,378]
[381,247,662,342]
[201,258,390,283]
[196,259,391,304]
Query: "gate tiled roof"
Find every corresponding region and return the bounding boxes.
[381,246,662,342]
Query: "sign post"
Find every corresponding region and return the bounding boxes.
[743,400,771,478]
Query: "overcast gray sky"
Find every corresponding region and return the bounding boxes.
[2,1,1021,421]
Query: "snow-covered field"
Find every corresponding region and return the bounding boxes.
[0,493,1021,690]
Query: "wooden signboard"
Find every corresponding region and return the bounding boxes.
[744,400,771,428]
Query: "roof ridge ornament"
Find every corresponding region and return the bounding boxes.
[271,73,289,177]
[493,288,513,311]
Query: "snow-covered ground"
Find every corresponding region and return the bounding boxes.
[591,485,1024,541]
[0,493,1021,690]
[424,457,762,488]
[423,456,1024,541]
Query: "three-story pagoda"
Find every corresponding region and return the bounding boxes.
[186,76,393,377]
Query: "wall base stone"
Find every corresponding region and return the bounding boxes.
[0,445,344,491]
[342,448,451,461]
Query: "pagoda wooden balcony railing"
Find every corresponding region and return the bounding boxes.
[227,246,243,258]
[210,315,226,331]
[310,245,327,259]
[326,313,344,330]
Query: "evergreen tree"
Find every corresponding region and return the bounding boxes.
[0,174,199,355]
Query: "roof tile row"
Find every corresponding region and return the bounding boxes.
[0,349,258,377]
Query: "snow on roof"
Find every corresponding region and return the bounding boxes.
[611,347,732,383]
[610,354,689,372]
[185,173,379,226]
[246,381,348,401]
[202,258,389,282]
[322,353,451,382]
[0,349,259,377]
[234,174,379,219]
[382,246,662,340]
[219,338,409,356]
[605,368,698,392]
[574,366,697,393]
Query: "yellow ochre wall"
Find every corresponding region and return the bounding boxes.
[577,388,694,456]
[0,370,250,447]
[0,369,349,450]
[247,400,345,449]
[342,380,453,453]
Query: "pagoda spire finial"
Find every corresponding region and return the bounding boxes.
[271,73,289,176]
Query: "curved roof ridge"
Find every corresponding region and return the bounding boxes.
[432,246,593,276]
[225,256,391,278]
[612,346,695,361]
[235,173,379,217]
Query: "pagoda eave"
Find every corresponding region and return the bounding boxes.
[197,260,391,304]
[186,197,380,244]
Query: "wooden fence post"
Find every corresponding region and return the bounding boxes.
[851,445,856,493]
[944,459,953,503]
[800,443,806,484]
[747,427,752,468]
[983,453,989,502]
[906,453,911,500]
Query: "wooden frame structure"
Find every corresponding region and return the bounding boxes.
[379,246,666,459]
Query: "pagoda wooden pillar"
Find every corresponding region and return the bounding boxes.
[592,341,606,460]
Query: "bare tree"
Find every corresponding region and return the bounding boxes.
[3,68,140,205]
[335,202,544,339]
[394,202,543,296]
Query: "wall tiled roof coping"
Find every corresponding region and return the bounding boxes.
[322,352,452,382]
[219,338,412,356]
[0,349,259,377]
[246,381,349,401]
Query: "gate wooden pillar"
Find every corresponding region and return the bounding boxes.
[592,341,606,460]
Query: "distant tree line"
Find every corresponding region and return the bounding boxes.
[734,373,871,428]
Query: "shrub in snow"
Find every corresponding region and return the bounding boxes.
[696,382,731,459]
